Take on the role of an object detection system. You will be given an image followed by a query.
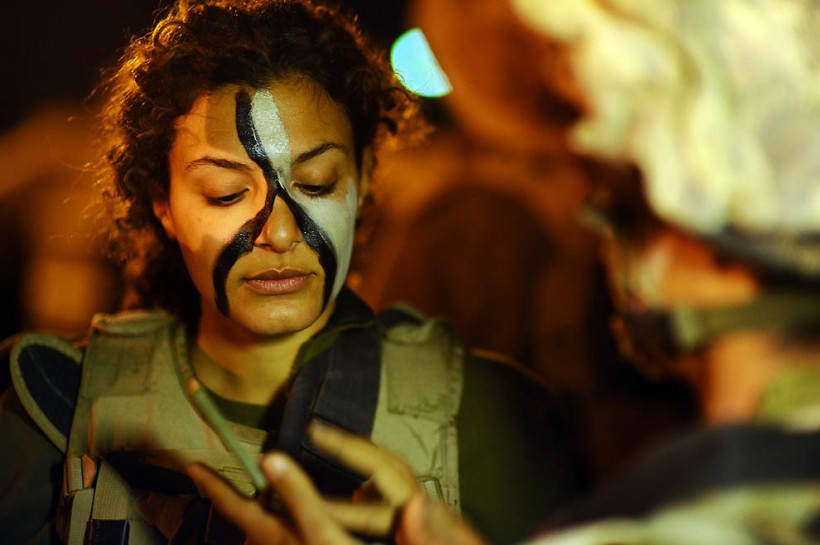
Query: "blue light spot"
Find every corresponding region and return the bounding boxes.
[391,28,452,98]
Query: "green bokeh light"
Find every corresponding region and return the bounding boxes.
[390,28,452,98]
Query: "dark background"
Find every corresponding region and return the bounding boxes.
[0,0,408,133]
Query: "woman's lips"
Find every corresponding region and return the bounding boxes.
[244,269,312,295]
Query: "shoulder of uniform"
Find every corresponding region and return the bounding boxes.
[466,347,553,391]
[380,303,460,346]
[378,304,465,419]
[90,308,177,336]
[6,309,178,454]
[9,331,85,454]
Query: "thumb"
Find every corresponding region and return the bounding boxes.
[397,494,489,545]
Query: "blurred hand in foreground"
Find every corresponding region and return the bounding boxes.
[188,420,489,545]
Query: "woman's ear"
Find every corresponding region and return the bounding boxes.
[357,148,373,209]
[152,199,177,240]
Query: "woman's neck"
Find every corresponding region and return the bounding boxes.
[193,304,335,405]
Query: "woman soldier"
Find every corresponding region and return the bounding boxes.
[0,1,584,544]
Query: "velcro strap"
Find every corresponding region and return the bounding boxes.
[65,489,94,545]
[93,460,135,520]
[419,477,444,501]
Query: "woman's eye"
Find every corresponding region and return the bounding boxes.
[296,182,335,198]
[207,189,247,206]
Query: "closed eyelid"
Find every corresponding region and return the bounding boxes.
[294,181,336,194]
[289,173,340,196]
[206,189,248,205]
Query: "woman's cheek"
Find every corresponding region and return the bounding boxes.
[291,178,358,297]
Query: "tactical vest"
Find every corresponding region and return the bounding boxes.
[10,305,464,545]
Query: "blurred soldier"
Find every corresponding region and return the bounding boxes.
[507,0,820,542]
[0,1,584,544]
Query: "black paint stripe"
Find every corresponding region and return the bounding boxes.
[276,190,338,306]
[212,91,276,315]
[211,90,338,316]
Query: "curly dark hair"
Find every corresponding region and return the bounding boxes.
[95,0,421,324]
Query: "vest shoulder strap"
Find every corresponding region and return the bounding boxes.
[67,310,178,457]
[62,310,256,545]
[372,307,465,511]
[380,312,464,419]
[70,309,257,482]
[283,303,465,509]
[280,311,383,496]
[7,310,174,456]
[89,309,177,337]
[10,332,83,453]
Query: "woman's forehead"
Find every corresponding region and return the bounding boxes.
[177,80,353,152]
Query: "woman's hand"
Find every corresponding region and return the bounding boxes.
[186,420,409,543]
[398,493,489,545]
[188,420,489,545]
[306,420,417,536]
[190,449,355,545]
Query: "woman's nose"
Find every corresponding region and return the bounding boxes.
[254,197,302,252]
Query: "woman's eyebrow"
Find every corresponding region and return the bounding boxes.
[293,142,347,166]
[187,143,346,172]
[186,156,254,172]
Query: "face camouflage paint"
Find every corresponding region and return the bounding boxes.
[211,88,358,316]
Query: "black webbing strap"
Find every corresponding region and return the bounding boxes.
[277,301,422,497]
[85,520,129,545]
[277,320,383,496]
[277,347,330,472]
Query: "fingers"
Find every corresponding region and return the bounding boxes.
[134,492,193,539]
[308,420,419,505]
[189,426,429,545]
[187,463,297,545]
[259,453,358,545]
[397,493,488,545]
[325,499,396,537]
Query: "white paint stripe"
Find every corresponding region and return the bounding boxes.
[250,90,291,184]
[249,89,357,300]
